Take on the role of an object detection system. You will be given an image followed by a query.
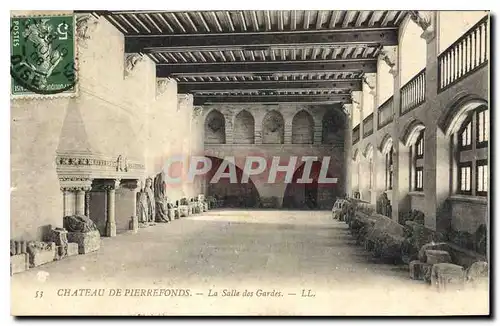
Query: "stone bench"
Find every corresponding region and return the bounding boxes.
[67,230,100,254]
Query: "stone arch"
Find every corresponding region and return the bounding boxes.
[232,110,255,144]
[379,134,393,154]
[291,110,314,144]
[262,110,285,144]
[399,14,427,85]
[322,108,345,144]
[401,119,426,146]
[204,155,261,208]
[204,109,226,144]
[363,143,374,159]
[438,93,488,136]
[282,160,339,209]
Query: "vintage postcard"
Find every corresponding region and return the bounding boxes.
[10,9,490,316]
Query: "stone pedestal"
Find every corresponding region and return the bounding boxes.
[129,216,138,233]
[179,205,190,217]
[431,263,465,291]
[46,228,69,260]
[425,249,452,264]
[67,243,79,257]
[27,242,56,267]
[67,230,100,254]
[10,254,29,275]
[409,260,432,281]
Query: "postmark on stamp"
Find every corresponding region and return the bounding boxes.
[10,15,77,98]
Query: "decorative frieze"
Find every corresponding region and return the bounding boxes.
[56,153,145,171]
[59,177,93,192]
[75,14,100,49]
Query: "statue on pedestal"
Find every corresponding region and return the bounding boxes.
[154,171,171,223]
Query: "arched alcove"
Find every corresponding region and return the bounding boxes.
[322,109,344,144]
[204,110,226,144]
[262,110,284,144]
[291,110,314,144]
[233,110,255,144]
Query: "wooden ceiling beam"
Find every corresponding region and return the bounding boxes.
[156,59,376,75]
[193,94,351,105]
[124,27,398,52]
[177,79,362,92]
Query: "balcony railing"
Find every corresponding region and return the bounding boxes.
[362,113,374,137]
[438,15,489,92]
[352,124,360,145]
[400,68,426,115]
[377,96,394,130]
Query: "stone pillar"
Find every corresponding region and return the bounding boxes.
[62,190,72,217]
[254,121,262,145]
[75,190,86,216]
[379,45,406,222]
[420,11,445,231]
[224,115,233,144]
[343,104,353,196]
[59,178,93,217]
[353,91,363,137]
[284,121,292,144]
[104,179,120,237]
[313,118,323,144]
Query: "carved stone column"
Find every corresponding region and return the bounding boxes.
[62,190,73,217]
[75,190,86,216]
[103,179,120,237]
[59,177,93,217]
[284,122,293,144]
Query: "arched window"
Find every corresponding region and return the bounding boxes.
[412,131,425,191]
[456,106,488,196]
[385,145,394,190]
[365,145,374,190]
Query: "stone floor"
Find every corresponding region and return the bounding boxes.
[11,209,489,316]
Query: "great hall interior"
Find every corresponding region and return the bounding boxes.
[10,10,489,312]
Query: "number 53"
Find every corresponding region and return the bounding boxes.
[35,291,43,298]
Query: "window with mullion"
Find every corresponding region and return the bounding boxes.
[476,108,489,148]
[415,132,424,159]
[458,161,473,195]
[415,166,423,191]
[459,118,473,151]
[476,159,488,196]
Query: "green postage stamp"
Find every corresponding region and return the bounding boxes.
[10,15,77,98]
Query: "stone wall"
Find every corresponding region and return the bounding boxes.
[10,13,204,241]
